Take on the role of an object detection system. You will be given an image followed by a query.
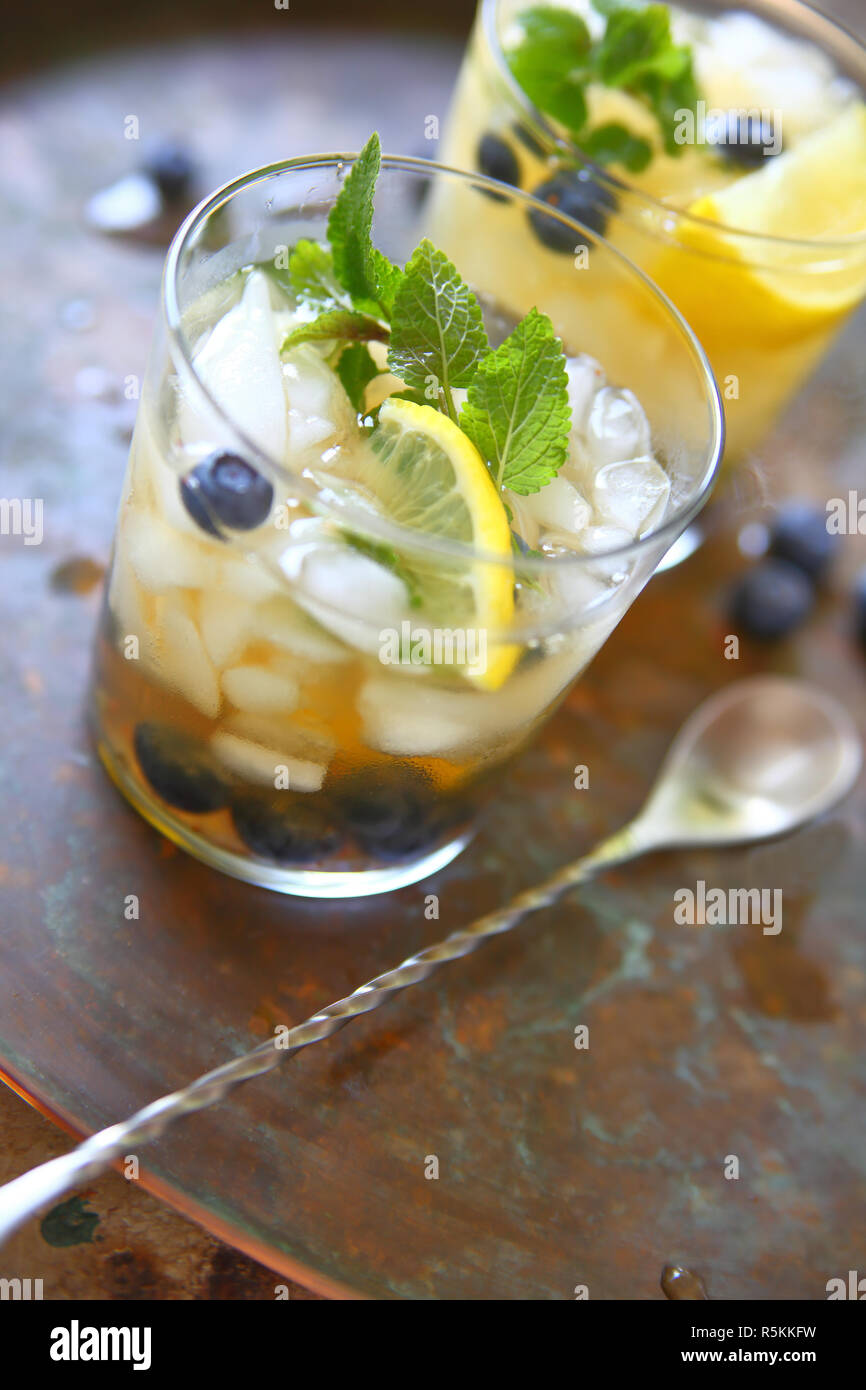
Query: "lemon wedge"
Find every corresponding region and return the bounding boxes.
[684,103,866,317]
[363,398,519,690]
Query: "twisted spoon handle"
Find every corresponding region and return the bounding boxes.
[0,824,639,1245]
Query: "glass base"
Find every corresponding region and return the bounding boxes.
[95,735,473,899]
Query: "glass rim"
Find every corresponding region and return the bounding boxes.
[482,0,866,255]
[162,149,724,578]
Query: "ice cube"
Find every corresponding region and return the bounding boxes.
[358,677,486,756]
[277,530,409,654]
[124,510,213,594]
[107,550,149,647]
[210,732,328,791]
[516,475,592,535]
[226,711,336,763]
[359,644,593,757]
[579,524,635,555]
[198,589,250,669]
[251,595,350,663]
[592,457,671,537]
[566,354,606,435]
[154,601,221,718]
[179,269,288,464]
[282,343,355,456]
[217,552,283,604]
[546,553,620,619]
[586,387,651,467]
[221,664,300,715]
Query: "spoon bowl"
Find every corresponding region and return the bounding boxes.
[636,676,862,851]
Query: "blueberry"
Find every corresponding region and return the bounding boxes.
[142,141,196,201]
[768,501,838,582]
[134,723,228,813]
[180,451,274,537]
[332,766,447,862]
[528,168,616,247]
[714,114,781,167]
[477,132,521,197]
[729,559,814,640]
[231,791,342,864]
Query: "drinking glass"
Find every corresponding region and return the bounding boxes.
[89,153,723,897]
[439,0,866,465]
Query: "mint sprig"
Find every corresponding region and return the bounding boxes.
[459,309,571,496]
[508,3,699,164]
[326,134,401,313]
[387,239,489,423]
[276,132,574,501]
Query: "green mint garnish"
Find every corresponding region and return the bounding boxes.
[595,4,698,156]
[460,308,570,496]
[387,239,489,423]
[282,308,388,352]
[326,134,401,313]
[336,343,382,414]
[509,3,699,163]
[508,7,593,134]
[283,238,343,308]
[278,131,574,504]
[580,122,652,173]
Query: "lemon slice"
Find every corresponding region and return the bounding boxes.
[359,398,518,690]
[684,103,866,317]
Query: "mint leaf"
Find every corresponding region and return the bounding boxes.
[327,133,403,312]
[579,122,652,172]
[595,5,698,156]
[370,247,402,317]
[283,238,342,308]
[388,239,489,418]
[281,309,388,352]
[336,343,382,413]
[459,308,570,496]
[596,5,675,85]
[637,64,699,156]
[509,3,700,162]
[508,7,592,134]
[590,0,638,14]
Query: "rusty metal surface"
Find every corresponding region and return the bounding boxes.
[1,30,865,1300]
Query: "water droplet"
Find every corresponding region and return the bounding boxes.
[661,1264,708,1300]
